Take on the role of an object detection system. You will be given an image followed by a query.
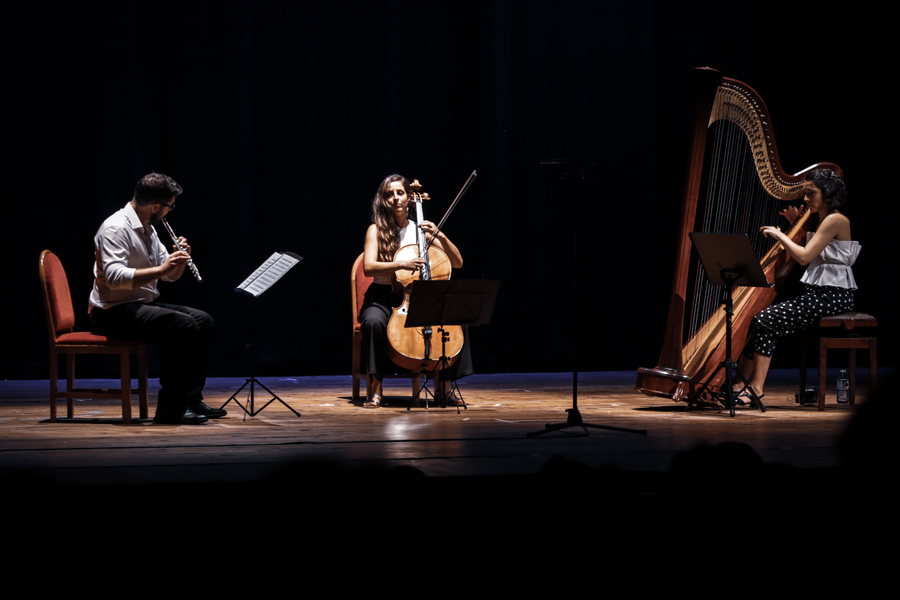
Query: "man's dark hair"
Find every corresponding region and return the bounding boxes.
[804,169,847,210]
[134,172,183,206]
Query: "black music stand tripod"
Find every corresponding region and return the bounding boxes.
[530,158,647,438]
[221,252,303,419]
[220,295,301,419]
[404,279,499,413]
[687,233,771,417]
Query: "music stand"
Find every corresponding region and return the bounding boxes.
[687,233,772,417]
[404,279,499,412]
[530,158,647,438]
[221,252,303,419]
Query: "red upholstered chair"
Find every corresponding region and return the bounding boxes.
[351,253,421,402]
[39,250,148,423]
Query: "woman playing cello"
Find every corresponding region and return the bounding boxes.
[360,174,471,408]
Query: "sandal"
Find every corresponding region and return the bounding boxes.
[445,390,462,405]
[735,389,764,407]
[363,394,382,409]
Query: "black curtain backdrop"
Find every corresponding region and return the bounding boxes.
[3,0,895,380]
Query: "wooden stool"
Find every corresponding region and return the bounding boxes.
[799,312,877,411]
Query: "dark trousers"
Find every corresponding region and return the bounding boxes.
[742,284,854,359]
[360,284,473,381]
[91,301,214,416]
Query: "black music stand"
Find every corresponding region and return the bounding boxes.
[687,233,772,417]
[530,158,647,438]
[404,279,499,412]
[221,252,303,419]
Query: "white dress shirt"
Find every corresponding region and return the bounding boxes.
[89,203,175,310]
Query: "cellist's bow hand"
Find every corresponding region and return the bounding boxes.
[779,205,801,225]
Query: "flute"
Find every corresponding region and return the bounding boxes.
[161,218,203,283]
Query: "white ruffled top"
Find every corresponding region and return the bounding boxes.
[800,232,860,290]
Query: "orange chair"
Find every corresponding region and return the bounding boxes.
[39,250,148,423]
[351,253,421,402]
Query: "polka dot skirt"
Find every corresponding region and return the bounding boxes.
[743,284,855,359]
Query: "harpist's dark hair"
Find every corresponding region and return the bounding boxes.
[134,172,183,206]
[805,169,847,210]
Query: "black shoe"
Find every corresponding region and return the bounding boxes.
[188,402,227,418]
[153,409,209,425]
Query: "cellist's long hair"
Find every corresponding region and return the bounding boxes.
[371,174,412,262]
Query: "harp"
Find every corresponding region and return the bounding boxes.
[635,68,842,406]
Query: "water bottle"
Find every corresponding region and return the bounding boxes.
[836,369,850,404]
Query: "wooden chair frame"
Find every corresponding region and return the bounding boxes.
[351,253,421,401]
[799,311,877,411]
[40,250,149,423]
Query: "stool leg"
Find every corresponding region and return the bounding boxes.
[799,340,807,404]
[870,338,877,398]
[819,338,827,411]
[849,348,857,405]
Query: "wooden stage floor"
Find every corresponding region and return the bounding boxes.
[0,369,877,490]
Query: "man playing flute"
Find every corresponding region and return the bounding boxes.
[88,172,224,424]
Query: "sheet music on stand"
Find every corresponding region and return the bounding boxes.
[235,251,303,297]
[223,250,304,419]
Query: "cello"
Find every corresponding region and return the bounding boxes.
[385,179,464,374]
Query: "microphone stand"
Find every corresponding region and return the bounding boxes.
[529,158,647,438]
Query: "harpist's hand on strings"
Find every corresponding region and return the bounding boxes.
[760,225,783,239]
[779,205,801,224]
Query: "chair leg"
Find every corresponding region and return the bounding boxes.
[49,350,58,422]
[849,348,857,405]
[138,349,148,419]
[66,354,76,418]
[412,374,421,400]
[120,351,132,424]
[435,378,448,402]
[352,375,361,402]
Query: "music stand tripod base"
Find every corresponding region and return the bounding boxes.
[221,377,301,418]
[528,407,648,437]
[406,329,466,413]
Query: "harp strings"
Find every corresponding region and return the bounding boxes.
[685,119,785,350]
